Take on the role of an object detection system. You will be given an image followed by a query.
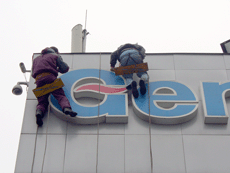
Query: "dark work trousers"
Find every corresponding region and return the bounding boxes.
[35,74,71,115]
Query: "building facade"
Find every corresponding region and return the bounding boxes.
[15,52,230,173]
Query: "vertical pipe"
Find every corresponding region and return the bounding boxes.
[71,24,83,53]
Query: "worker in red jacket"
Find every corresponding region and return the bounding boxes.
[32,47,77,127]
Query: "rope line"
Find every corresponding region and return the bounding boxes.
[41,103,51,173]
[148,77,153,173]
[31,78,53,173]
[31,77,53,172]
[96,53,102,173]
[62,123,68,173]
[31,62,65,172]
[31,126,39,173]
[34,75,70,172]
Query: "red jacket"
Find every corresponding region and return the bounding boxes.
[32,50,69,78]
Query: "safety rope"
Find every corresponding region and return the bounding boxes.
[30,58,66,172]
[30,104,50,173]
[31,89,51,173]
[96,53,102,173]
[31,126,38,173]
[31,84,51,173]
[62,125,68,173]
[36,74,71,172]
[147,77,153,173]
[41,104,51,173]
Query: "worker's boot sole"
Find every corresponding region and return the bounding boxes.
[36,114,43,127]
[64,108,78,117]
[36,109,43,127]
[139,80,146,95]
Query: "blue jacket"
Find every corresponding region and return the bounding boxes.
[110,43,146,67]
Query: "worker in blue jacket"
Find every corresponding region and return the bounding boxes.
[110,43,149,98]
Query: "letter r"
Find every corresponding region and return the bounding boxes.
[201,81,230,124]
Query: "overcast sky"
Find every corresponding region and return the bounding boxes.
[1,0,230,172]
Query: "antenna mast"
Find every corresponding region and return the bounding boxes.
[85,10,87,30]
[82,10,89,52]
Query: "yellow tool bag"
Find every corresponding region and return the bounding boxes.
[33,78,64,98]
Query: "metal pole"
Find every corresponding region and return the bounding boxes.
[82,10,88,52]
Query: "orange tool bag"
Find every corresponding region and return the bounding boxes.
[113,62,149,76]
[33,78,64,98]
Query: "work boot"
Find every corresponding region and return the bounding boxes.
[139,80,146,95]
[64,108,77,117]
[36,109,43,127]
[131,81,139,98]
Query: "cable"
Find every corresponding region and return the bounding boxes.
[31,126,39,173]
[31,78,54,173]
[32,83,52,172]
[41,104,51,173]
[147,77,153,173]
[85,10,87,30]
[62,124,68,173]
[96,53,102,173]
[31,64,63,172]
[35,78,67,172]
[31,78,52,173]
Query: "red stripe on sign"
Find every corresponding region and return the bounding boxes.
[75,84,126,94]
